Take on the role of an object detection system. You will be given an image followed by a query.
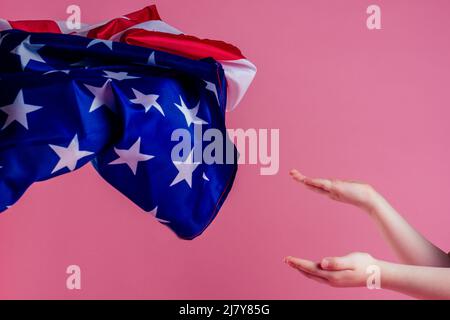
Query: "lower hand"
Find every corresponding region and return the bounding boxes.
[284,252,378,288]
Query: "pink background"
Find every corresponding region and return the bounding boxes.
[1,0,450,299]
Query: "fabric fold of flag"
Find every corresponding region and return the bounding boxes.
[0,29,238,239]
[0,5,257,111]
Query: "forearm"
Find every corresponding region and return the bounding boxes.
[379,260,450,299]
[368,191,450,267]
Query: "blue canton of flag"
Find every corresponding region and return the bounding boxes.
[0,29,237,239]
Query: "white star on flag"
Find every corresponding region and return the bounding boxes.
[147,51,169,69]
[149,207,170,224]
[174,96,207,127]
[148,51,156,65]
[10,36,46,70]
[87,39,114,50]
[103,70,138,81]
[170,149,200,188]
[70,60,89,68]
[49,134,94,174]
[84,79,115,112]
[43,69,70,75]
[130,88,164,115]
[0,90,42,130]
[204,80,219,105]
[109,137,154,175]
[0,33,9,47]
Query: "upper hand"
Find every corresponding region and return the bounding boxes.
[289,169,379,213]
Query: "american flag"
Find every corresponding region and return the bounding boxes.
[0,5,256,239]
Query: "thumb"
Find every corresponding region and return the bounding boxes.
[320,256,354,271]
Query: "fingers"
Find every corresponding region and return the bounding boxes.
[289,169,333,192]
[305,185,329,195]
[284,257,329,284]
[320,256,354,271]
[284,256,329,279]
[303,178,333,192]
[289,169,306,183]
[297,269,330,285]
[284,256,352,288]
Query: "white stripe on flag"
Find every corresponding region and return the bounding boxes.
[109,20,183,41]
[220,59,257,111]
[0,19,11,31]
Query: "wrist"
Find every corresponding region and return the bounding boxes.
[362,186,384,216]
[377,260,398,291]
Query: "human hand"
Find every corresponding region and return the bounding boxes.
[284,252,378,288]
[289,169,380,213]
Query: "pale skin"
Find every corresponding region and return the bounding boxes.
[285,169,450,299]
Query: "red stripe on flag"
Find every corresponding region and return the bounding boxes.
[121,29,245,61]
[8,20,61,33]
[124,4,161,21]
[87,5,161,39]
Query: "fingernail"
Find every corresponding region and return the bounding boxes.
[321,259,329,268]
